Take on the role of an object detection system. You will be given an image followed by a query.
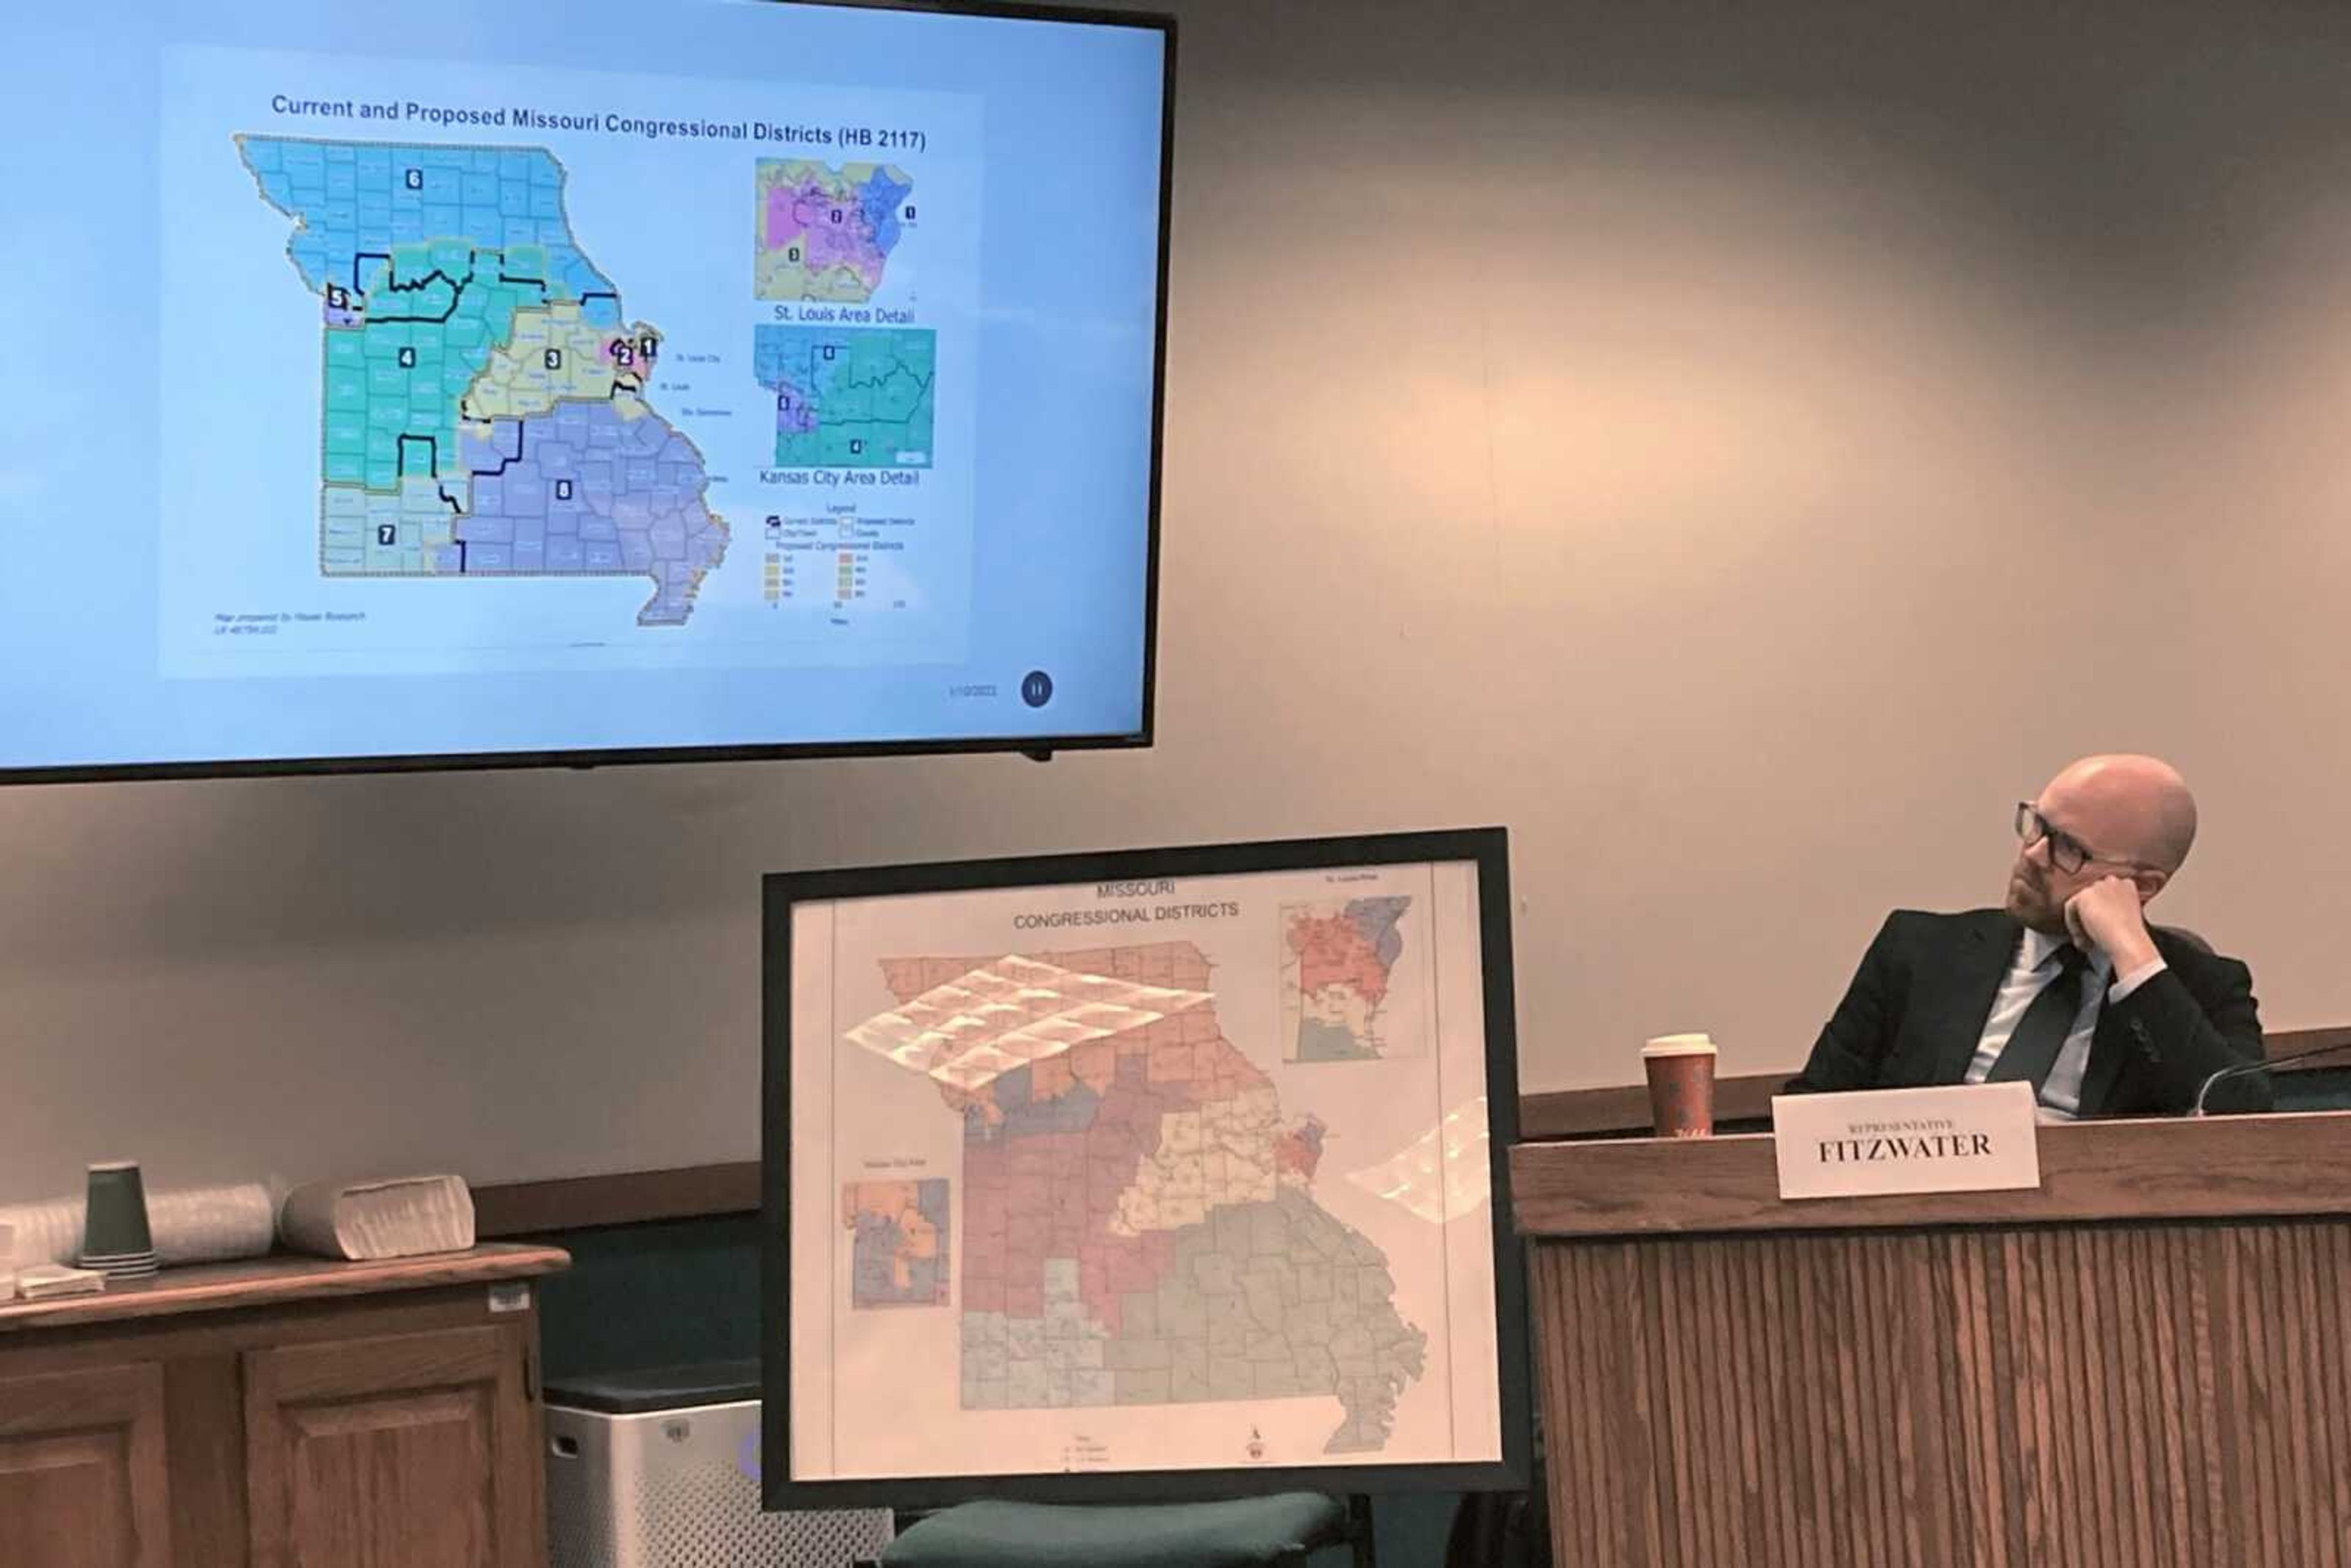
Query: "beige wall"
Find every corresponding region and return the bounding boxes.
[6,0,2350,1196]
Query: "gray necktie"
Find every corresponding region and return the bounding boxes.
[1987,944,2091,1094]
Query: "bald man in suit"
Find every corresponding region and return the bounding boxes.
[1790,755,2267,1117]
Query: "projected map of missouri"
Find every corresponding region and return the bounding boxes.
[236,137,729,627]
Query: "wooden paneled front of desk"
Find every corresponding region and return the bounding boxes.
[1509,1112,2351,1568]
[0,1244,569,1568]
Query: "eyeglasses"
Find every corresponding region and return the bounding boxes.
[2014,802,2136,876]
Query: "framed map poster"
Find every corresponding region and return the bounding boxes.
[762,828,1529,1507]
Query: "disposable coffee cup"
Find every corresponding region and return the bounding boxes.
[82,1161,155,1263]
[1642,1034,1719,1139]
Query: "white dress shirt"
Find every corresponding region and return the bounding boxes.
[1963,928,2168,1119]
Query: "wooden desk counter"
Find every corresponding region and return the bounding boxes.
[0,1241,569,1334]
[1511,1109,2351,1237]
[1509,1112,2351,1567]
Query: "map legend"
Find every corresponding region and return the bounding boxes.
[752,514,917,614]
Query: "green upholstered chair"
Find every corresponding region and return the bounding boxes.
[878,1493,1374,1568]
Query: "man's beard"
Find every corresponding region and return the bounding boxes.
[2008,873,2063,933]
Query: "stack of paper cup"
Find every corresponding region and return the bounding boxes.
[80,1162,159,1280]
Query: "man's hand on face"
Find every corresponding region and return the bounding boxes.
[2064,875,2160,973]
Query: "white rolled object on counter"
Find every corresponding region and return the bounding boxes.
[0,1180,281,1268]
[149,1181,283,1263]
[0,1199,80,1269]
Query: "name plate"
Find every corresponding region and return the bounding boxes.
[1770,1083,2041,1200]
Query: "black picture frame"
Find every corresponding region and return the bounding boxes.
[760,826,1531,1509]
[4,0,1174,787]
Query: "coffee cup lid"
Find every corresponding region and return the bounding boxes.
[1642,1033,1717,1057]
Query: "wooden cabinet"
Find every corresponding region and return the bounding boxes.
[0,1245,566,1568]
[245,1324,541,1568]
[0,1362,171,1568]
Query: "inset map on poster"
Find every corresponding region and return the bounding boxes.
[775,837,1520,1498]
[844,1179,951,1308]
[1281,897,1418,1062]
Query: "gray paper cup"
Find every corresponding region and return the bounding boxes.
[82,1161,154,1259]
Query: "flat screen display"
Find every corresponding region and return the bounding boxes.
[2,0,1170,781]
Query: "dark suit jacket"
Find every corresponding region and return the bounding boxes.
[1787,909,2268,1116]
